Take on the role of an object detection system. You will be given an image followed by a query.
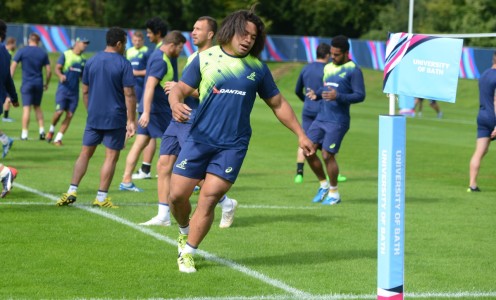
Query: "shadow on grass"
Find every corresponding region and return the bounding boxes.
[233,212,343,227]
[237,248,376,266]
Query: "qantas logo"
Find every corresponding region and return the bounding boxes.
[212,86,246,96]
[69,67,83,73]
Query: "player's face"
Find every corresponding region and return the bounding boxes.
[330,47,348,65]
[171,43,184,58]
[192,20,211,48]
[117,38,127,55]
[79,42,89,52]
[146,29,159,44]
[229,21,257,57]
[132,36,144,49]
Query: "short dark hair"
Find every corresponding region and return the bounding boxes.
[0,19,6,41]
[29,33,41,43]
[316,43,330,59]
[197,16,218,36]
[331,35,350,53]
[146,17,168,38]
[106,27,127,47]
[163,30,186,45]
[216,9,266,57]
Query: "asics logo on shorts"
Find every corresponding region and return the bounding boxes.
[329,143,336,149]
[225,167,233,173]
[176,159,188,170]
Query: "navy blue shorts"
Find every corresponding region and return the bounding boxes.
[137,112,170,138]
[306,120,349,154]
[160,121,192,156]
[301,113,317,133]
[173,140,247,183]
[477,114,496,139]
[21,84,43,106]
[82,126,127,150]
[55,90,78,113]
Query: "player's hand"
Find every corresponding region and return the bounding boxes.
[11,99,19,107]
[171,102,192,123]
[59,75,67,83]
[163,81,177,95]
[306,88,317,100]
[126,121,136,139]
[43,84,49,91]
[299,135,315,156]
[138,112,150,128]
[322,86,337,101]
[491,126,496,140]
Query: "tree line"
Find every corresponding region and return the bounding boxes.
[3,0,496,47]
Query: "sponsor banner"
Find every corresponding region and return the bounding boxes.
[398,95,415,117]
[383,32,463,103]
[378,116,405,299]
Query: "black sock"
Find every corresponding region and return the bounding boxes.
[141,163,151,174]
[3,110,9,118]
[296,162,304,175]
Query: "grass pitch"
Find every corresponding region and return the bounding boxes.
[1,57,495,299]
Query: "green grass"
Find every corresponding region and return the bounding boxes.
[1,57,495,299]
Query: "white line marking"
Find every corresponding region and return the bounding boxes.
[12,183,312,299]
[47,290,496,300]
[2,200,320,210]
[9,184,496,300]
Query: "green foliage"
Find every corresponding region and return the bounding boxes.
[1,0,495,48]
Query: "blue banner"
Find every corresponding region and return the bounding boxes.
[398,95,415,117]
[383,33,463,103]
[378,116,405,300]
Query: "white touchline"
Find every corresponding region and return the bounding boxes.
[12,183,312,299]
[9,184,496,300]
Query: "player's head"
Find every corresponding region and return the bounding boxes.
[162,30,186,58]
[0,19,6,42]
[132,31,145,49]
[5,37,16,51]
[146,17,168,43]
[106,27,127,55]
[29,33,41,45]
[316,43,331,60]
[74,37,89,53]
[216,8,266,57]
[330,35,350,65]
[192,16,217,49]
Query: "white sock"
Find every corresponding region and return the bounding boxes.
[39,127,45,134]
[21,130,28,139]
[157,202,170,220]
[54,132,63,142]
[49,125,55,133]
[183,243,197,255]
[0,166,10,178]
[328,186,339,198]
[218,195,234,212]
[320,180,330,189]
[96,190,108,202]
[179,225,189,235]
[67,184,78,194]
[0,134,9,145]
